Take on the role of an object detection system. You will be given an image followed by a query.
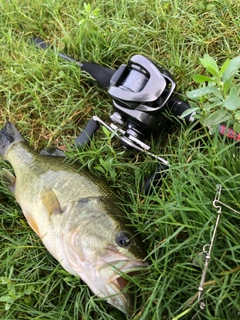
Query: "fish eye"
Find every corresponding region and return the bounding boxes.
[115,231,132,247]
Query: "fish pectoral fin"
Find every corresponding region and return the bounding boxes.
[23,209,41,237]
[41,188,63,216]
[0,168,16,194]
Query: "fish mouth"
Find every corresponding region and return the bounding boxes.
[109,259,148,289]
[97,258,149,316]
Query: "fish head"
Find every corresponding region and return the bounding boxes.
[61,197,148,316]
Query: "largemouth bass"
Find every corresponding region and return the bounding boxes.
[0,122,148,316]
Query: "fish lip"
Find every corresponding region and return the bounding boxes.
[110,258,148,275]
[109,259,149,316]
[96,254,148,315]
[108,258,149,289]
[98,245,149,288]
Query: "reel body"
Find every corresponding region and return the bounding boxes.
[108,54,176,136]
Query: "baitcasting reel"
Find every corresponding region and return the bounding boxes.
[31,38,196,193]
[76,54,195,149]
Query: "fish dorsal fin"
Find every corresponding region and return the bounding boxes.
[41,188,63,216]
[39,147,65,157]
[0,168,16,194]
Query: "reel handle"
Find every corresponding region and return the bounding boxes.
[75,118,100,146]
[144,164,168,194]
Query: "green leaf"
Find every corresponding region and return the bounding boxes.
[233,122,240,133]
[186,86,219,99]
[204,100,223,110]
[83,3,91,13]
[203,97,223,110]
[0,295,15,303]
[192,74,214,83]
[93,165,105,174]
[179,107,200,119]
[202,101,218,111]
[219,58,231,76]
[223,95,240,111]
[102,126,111,137]
[63,276,75,283]
[234,110,240,121]
[0,277,10,285]
[5,303,11,311]
[58,71,65,78]
[200,54,219,76]
[202,110,230,127]
[222,55,240,83]
[230,86,239,96]
[25,286,34,295]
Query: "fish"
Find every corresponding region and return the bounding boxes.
[0,122,148,316]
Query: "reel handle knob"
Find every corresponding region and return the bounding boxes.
[144,164,168,194]
[75,118,100,146]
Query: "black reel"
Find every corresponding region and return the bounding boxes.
[107,55,195,141]
[77,55,194,146]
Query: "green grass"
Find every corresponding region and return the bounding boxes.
[0,0,240,319]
